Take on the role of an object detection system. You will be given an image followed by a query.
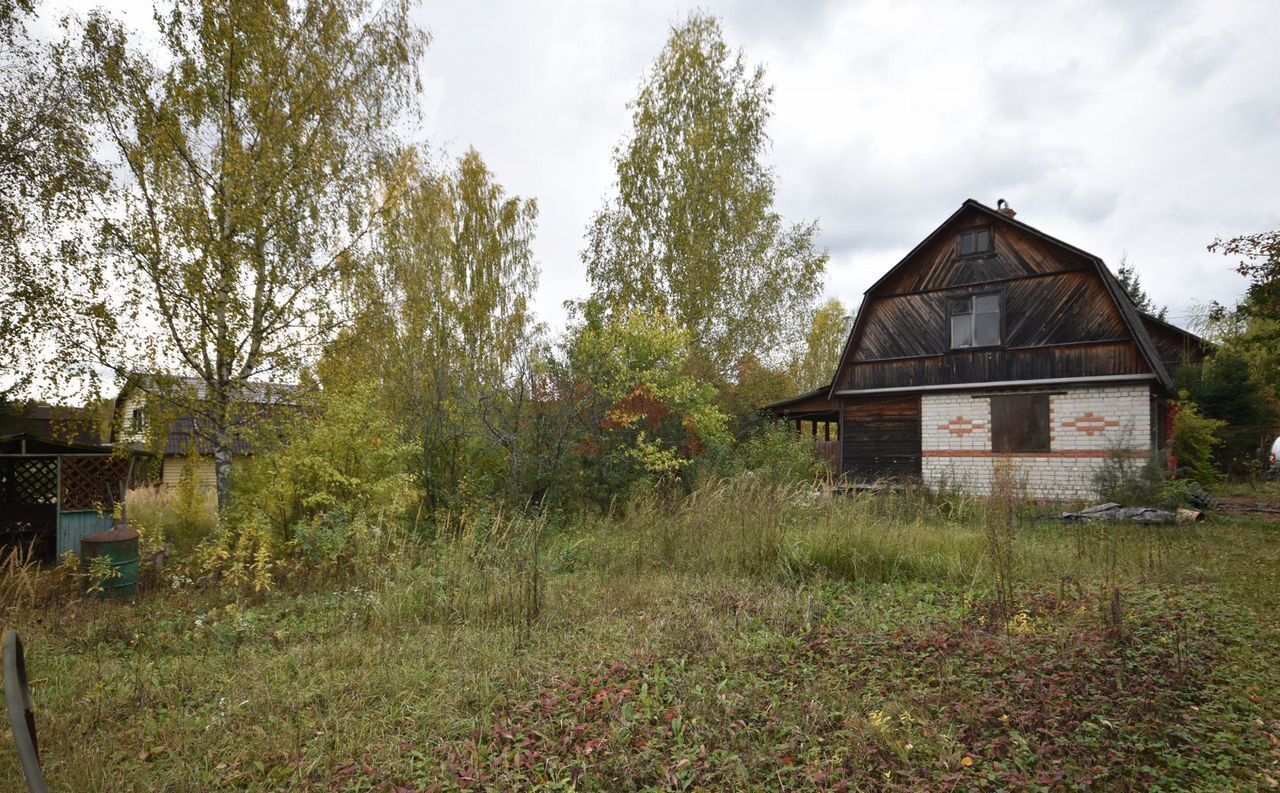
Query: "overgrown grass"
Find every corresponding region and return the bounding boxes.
[370,509,545,638]
[573,476,1204,591]
[125,484,218,555]
[3,480,1278,790]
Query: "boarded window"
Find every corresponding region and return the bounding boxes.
[991,393,1050,453]
[950,293,1002,348]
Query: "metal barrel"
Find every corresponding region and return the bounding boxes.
[80,525,141,599]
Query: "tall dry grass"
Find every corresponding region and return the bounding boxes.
[570,474,1197,596]
[369,509,546,640]
[125,483,218,554]
[0,543,82,617]
[0,542,41,614]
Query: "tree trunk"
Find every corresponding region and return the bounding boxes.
[213,422,234,512]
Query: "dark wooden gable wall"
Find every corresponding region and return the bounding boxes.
[1141,315,1211,374]
[834,204,1155,392]
[875,206,1075,293]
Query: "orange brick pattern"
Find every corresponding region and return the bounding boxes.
[936,416,987,437]
[1060,411,1121,436]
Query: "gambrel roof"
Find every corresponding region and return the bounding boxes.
[827,199,1188,398]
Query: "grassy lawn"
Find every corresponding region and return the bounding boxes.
[3,485,1280,791]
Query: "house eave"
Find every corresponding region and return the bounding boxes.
[761,384,833,412]
[832,373,1158,396]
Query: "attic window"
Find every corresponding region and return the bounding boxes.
[957,226,993,258]
[131,407,144,434]
[950,293,1002,349]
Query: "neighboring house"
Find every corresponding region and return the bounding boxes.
[112,375,301,493]
[0,404,102,445]
[765,199,1210,500]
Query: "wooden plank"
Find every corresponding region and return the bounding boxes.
[876,205,1089,294]
[841,340,1148,391]
[991,394,1050,452]
[854,271,1129,364]
[841,396,921,481]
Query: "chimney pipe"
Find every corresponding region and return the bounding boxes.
[997,198,1017,218]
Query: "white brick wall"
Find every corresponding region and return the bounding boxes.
[922,392,992,451]
[921,383,1154,500]
[1048,384,1150,452]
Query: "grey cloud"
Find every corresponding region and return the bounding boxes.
[1096,0,1199,60]
[722,0,838,46]
[786,131,1082,258]
[59,0,1275,333]
[987,60,1088,122]
[1159,33,1238,91]
[1228,96,1280,143]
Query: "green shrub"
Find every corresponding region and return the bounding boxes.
[1094,452,1166,505]
[216,380,420,590]
[724,421,827,484]
[1172,395,1226,485]
[561,310,733,505]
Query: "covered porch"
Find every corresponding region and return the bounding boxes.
[762,386,841,471]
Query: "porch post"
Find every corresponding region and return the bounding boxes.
[55,455,62,556]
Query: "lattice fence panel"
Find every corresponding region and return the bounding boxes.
[61,456,131,511]
[5,459,58,505]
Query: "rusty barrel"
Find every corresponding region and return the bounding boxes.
[80,525,141,599]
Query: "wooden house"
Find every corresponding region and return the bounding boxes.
[111,375,300,494]
[765,199,1209,499]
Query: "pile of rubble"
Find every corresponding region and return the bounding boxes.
[1052,502,1204,524]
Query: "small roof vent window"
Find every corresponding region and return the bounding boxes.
[957,227,992,258]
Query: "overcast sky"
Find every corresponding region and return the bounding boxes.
[47,0,1280,334]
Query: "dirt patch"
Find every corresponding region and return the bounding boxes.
[1219,496,1280,521]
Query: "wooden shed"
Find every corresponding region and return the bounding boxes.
[0,434,135,563]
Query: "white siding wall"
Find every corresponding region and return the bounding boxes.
[118,392,148,445]
[922,383,1153,500]
[162,455,218,495]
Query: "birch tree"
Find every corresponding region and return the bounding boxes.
[0,0,106,401]
[347,147,539,511]
[583,13,827,379]
[79,0,426,507]
[791,298,849,391]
